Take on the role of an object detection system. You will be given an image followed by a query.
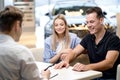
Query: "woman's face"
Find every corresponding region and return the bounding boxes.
[54,18,66,35]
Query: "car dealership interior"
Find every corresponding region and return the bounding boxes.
[0,0,120,80]
[0,0,120,48]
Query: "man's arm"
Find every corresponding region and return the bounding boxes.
[73,50,119,71]
[87,50,119,71]
[54,44,85,69]
[64,44,85,63]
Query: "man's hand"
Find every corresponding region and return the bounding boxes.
[54,61,69,69]
[72,63,89,71]
[41,70,51,79]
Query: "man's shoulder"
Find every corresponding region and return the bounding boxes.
[12,43,31,53]
[106,31,119,39]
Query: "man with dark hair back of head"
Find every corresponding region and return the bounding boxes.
[0,6,50,80]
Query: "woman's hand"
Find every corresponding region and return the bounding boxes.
[60,48,72,60]
[60,53,68,60]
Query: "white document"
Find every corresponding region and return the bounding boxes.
[35,62,58,79]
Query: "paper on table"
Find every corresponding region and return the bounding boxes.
[36,62,58,79]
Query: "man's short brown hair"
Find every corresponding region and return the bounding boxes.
[0,6,24,32]
[86,7,104,19]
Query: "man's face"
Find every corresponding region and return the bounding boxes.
[86,12,104,35]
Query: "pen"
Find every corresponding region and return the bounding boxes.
[44,63,55,71]
[50,73,58,79]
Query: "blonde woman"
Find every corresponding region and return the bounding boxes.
[44,14,81,63]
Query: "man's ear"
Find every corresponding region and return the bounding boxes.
[100,17,104,24]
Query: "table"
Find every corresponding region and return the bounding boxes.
[36,62,102,80]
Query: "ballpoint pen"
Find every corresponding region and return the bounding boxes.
[50,73,58,79]
[44,63,55,71]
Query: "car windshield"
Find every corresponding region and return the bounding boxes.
[52,0,97,16]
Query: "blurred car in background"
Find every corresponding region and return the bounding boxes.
[45,0,96,38]
[50,0,97,17]
[45,0,116,39]
[35,4,54,27]
[45,16,88,38]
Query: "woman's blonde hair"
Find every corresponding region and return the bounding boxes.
[52,14,70,51]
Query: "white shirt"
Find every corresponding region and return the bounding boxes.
[56,40,65,54]
[0,34,41,80]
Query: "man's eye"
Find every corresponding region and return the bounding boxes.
[90,21,94,23]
